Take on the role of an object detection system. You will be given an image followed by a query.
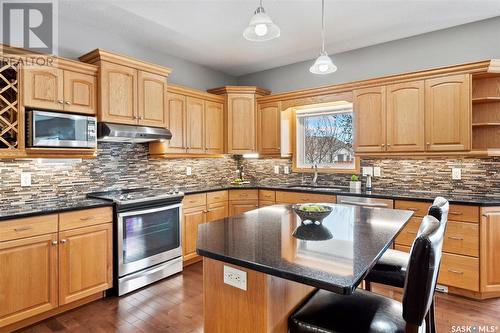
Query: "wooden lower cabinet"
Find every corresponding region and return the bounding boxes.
[259,200,275,208]
[0,208,113,331]
[0,233,58,328]
[58,223,113,305]
[182,191,229,264]
[206,202,228,222]
[229,200,259,216]
[183,205,206,262]
[438,253,479,291]
[480,208,500,294]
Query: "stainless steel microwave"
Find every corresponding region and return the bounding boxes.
[26,110,97,148]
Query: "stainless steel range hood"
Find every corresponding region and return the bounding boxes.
[97,123,172,143]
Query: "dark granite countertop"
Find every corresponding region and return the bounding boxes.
[180,184,500,206]
[0,198,113,221]
[197,204,413,294]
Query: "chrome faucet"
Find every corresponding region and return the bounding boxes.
[312,164,318,185]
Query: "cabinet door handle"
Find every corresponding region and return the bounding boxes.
[448,236,464,241]
[406,231,417,235]
[80,216,94,221]
[448,269,464,275]
[381,144,385,147]
[449,211,463,216]
[139,116,144,120]
[407,208,420,211]
[65,101,71,105]
[51,240,58,246]
[57,100,64,104]
[60,239,67,244]
[14,226,32,232]
[426,142,431,146]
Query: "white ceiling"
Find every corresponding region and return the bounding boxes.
[60,0,500,76]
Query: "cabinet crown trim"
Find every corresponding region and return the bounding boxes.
[207,85,271,96]
[79,48,172,76]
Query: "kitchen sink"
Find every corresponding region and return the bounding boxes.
[286,185,344,192]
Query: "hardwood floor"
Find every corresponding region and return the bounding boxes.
[17,262,500,333]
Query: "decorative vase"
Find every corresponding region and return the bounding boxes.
[350,181,361,191]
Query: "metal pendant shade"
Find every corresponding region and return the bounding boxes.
[243,0,280,42]
[310,0,337,74]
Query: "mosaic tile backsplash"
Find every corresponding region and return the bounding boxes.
[241,157,500,197]
[0,143,238,205]
[0,142,499,206]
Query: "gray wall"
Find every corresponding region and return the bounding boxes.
[57,17,236,91]
[237,16,500,93]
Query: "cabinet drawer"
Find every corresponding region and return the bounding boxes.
[438,253,479,291]
[443,221,479,257]
[229,189,258,201]
[259,190,276,202]
[59,207,113,231]
[275,191,336,204]
[0,214,58,242]
[183,193,207,209]
[447,204,479,223]
[207,191,228,204]
[395,200,430,217]
[395,217,421,247]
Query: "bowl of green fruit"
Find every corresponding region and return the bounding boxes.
[292,204,333,224]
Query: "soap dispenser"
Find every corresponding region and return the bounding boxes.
[366,175,372,191]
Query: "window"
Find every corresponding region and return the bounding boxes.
[295,103,357,172]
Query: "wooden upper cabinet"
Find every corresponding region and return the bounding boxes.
[58,223,112,305]
[425,74,471,151]
[0,233,58,328]
[386,81,425,152]
[186,97,205,154]
[63,70,97,115]
[354,86,387,153]
[23,66,64,110]
[258,102,281,156]
[227,94,256,154]
[204,101,224,154]
[99,62,138,125]
[138,71,167,128]
[164,92,187,153]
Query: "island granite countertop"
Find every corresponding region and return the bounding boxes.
[179,184,500,206]
[197,204,414,294]
[0,198,113,221]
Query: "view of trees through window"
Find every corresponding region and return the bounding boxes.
[301,110,355,169]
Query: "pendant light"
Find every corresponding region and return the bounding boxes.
[243,0,280,42]
[310,0,337,74]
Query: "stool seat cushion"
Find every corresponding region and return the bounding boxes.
[365,249,409,288]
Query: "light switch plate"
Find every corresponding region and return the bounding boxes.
[362,167,373,176]
[283,166,290,174]
[373,167,381,177]
[452,168,461,180]
[186,166,192,176]
[223,265,247,291]
[20,172,31,187]
[274,165,280,174]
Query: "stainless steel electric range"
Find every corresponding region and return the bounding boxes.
[88,188,184,295]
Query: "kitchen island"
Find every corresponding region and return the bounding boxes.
[197,204,413,333]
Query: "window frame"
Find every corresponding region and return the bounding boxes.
[292,104,360,174]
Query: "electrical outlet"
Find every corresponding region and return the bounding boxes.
[186,166,192,176]
[283,166,290,174]
[362,167,373,176]
[274,165,280,174]
[452,167,461,180]
[20,172,31,187]
[223,265,247,291]
[373,167,381,177]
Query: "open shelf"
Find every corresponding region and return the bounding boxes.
[472,97,500,104]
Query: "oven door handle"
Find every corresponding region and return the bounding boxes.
[117,203,182,218]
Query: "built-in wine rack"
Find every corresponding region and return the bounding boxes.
[0,60,19,151]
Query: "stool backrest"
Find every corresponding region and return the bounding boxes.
[428,196,449,226]
[401,214,444,327]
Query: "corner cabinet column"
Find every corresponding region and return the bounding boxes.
[207,86,271,155]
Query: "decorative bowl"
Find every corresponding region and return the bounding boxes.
[292,204,333,224]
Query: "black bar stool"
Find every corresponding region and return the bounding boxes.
[289,212,446,333]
